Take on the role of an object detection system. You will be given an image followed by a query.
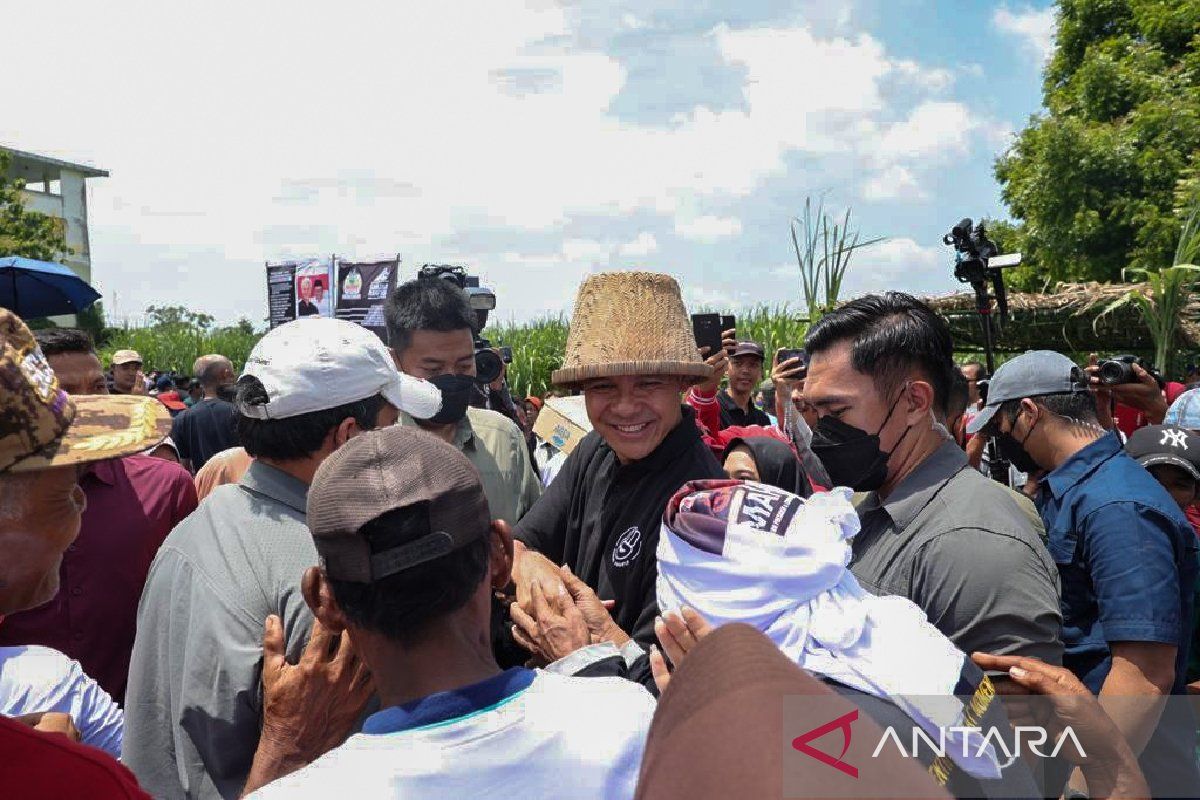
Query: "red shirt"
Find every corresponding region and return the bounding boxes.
[0,715,149,799]
[0,455,197,700]
[1186,504,1200,540]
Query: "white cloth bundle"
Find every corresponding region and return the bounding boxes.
[656,482,1000,779]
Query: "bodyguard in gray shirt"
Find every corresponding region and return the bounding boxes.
[123,318,443,799]
[802,293,1063,664]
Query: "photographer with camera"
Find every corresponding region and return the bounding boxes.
[968,350,1200,799]
[1084,353,1178,438]
[384,275,541,527]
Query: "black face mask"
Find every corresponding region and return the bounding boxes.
[994,413,1042,475]
[810,391,912,492]
[426,373,477,425]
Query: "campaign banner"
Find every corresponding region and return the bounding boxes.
[266,258,334,328]
[335,257,399,342]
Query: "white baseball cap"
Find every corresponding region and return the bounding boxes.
[238,318,442,420]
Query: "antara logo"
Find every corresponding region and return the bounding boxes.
[791,709,859,778]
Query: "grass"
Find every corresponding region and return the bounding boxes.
[98,325,261,375]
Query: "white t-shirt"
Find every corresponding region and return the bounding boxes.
[0,645,124,758]
[249,670,654,799]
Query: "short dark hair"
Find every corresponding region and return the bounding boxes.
[994,391,1099,431]
[33,328,95,357]
[235,376,387,460]
[944,369,970,422]
[328,504,491,647]
[384,277,477,353]
[805,292,956,410]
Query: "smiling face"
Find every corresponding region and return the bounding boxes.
[582,374,686,464]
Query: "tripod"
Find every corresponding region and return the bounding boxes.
[968,278,1011,485]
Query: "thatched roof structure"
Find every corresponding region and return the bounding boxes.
[924,281,1200,354]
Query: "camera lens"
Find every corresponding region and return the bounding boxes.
[1098,360,1134,385]
[475,349,502,384]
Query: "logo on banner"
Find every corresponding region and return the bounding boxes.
[792,709,859,778]
[342,268,363,300]
[612,527,642,567]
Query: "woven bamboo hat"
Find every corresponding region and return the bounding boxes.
[552,271,713,387]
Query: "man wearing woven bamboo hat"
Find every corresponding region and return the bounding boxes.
[510,271,725,687]
[0,306,170,795]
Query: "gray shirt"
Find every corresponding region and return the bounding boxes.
[124,461,318,800]
[850,440,1064,664]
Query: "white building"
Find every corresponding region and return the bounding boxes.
[2,146,108,284]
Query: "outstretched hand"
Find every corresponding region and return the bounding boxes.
[650,607,714,693]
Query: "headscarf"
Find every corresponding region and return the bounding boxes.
[723,434,809,496]
[656,480,1000,780]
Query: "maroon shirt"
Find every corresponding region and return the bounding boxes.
[0,455,197,700]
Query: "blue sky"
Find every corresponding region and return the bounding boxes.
[1,0,1057,325]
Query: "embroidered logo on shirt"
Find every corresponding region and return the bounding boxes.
[612,526,642,567]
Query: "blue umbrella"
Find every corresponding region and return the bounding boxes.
[0,256,102,318]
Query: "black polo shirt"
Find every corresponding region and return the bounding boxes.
[717,388,772,428]
[514,406,723,682]
[169,397,238,471]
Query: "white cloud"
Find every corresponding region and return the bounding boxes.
[862,165,927,201]
[993,5,1057,64]
[842,237,957,297]
[0,3,994,324]
[875,101,978,164]
[674,215,743,241]
[618,232,658,257]
[890,60,955,93]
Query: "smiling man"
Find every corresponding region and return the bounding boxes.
[511,272,724,689]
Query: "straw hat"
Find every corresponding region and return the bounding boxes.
[0,307,170,473]
[552,271,713,387]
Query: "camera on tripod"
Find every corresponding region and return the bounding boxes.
[417,264,506,384]
[943,218,1022,325]
[1097,354,1161,387]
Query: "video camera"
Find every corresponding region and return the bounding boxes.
[943,219,1021,325]
[417,264,507,384]
[1097,354,1163,388]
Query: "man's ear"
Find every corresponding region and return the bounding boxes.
[906,380,936,418]
[301,566,349,634]
[330,415,362,450]
[489,520,515,589]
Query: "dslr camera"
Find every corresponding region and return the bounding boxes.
[418,264,507,384]
[1097,354,1161,387]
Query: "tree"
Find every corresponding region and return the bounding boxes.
[995,0,1200,289]
[0,150,70,261]
[145,304,214,331]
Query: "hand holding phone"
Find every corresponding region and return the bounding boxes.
[691,313,723,357]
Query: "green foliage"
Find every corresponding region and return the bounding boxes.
[1100,201,1200,372]
[484,305,810,398]
[995,0,1200,289]
[98,310,261,375]
[0,151,71,262]
[790,198,883,323]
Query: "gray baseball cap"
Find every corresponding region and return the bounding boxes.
[966,350,1087,435]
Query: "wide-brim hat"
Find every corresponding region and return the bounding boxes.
[552,271,713,387]
[1,307,171,473]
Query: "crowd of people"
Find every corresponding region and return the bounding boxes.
[2,268,1200,798]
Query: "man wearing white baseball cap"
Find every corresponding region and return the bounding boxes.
[124,318,441,800]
